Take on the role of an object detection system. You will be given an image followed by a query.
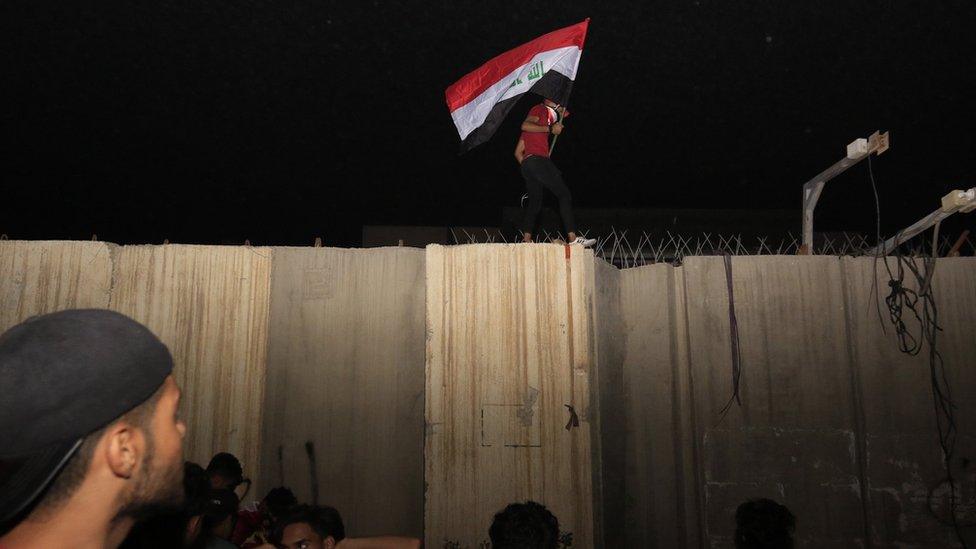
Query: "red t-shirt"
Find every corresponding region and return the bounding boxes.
[521,103,556,158]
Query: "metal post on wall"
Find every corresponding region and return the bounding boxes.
[869,188,976,256]
[798,131,889,255]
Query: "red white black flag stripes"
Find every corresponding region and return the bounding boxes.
[445,19,589,152]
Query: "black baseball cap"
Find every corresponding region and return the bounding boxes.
[0,309,174,525]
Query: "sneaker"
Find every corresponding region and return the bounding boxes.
[570,236,597,248]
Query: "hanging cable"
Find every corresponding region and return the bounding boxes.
[868,162,970,546]
[718,253,742,421]
[880,231,970,544]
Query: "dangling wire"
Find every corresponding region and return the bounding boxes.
[718,254,742,422]
[867,155,888,335]
[879,226,971,544]
[867,158,970,545]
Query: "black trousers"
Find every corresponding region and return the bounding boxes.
[520,155,576,235]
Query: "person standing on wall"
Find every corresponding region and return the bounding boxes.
[514,96,595,247]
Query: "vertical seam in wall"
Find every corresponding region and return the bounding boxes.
[251,246,274,498]
[588,257,609,549]
[668,264,688,548]
[678,263,707,549]
[563,247,586,545]
[839,258,874,546]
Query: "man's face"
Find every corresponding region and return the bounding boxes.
[278,522,336,549]
[120,375,187,517]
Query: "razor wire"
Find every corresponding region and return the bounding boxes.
[448,227,974,268]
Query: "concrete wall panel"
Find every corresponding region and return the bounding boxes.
[425,244,597,548]
[681,256,866,547]
[591,258,620,548]
[3,241,973,548]
[612,263,704,547]
[108,244,272,482]
[842,257,976,547]
[259,246,426,538]
[0,240,114,331]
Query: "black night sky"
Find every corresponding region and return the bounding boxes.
[3,1,974,247]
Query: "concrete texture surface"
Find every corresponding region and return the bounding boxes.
[2,241,973,548]
[605,256,976,548]
[259,246,426,538]
[0,240,114,331]
[425,244,598,548]
[0,241,272,481]
[108,244,273,480]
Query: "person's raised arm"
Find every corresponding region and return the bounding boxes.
[520,114,549,133]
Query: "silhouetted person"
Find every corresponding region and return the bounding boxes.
[514,96,595,247]
[267,504,420,549]
[0,309,186,549]
[489,501,560,549]
[734,498,796,549]
[194,488,239,549]
[206,452,246,492]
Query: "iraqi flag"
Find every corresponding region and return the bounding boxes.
[446,19,589,152]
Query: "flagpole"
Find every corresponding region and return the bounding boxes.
[548,108,564,155]
[549,133,559,156]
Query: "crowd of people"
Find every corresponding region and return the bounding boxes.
[117,451,425,549]
[0,310,796,548]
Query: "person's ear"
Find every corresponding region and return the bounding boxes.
[104,422,145,479]
[324,536,337,549]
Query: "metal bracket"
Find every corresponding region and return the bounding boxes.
[870,187,976,256]
[799,131,889,255]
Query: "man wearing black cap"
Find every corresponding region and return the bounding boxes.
[0,309,187,548]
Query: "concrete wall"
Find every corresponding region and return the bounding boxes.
[841,257,976,546]
[3,241,974,548]
[259,246,425,538]
[108,245,273,486]
[591,258,621,548]
[0,241,424,537]
[688,257,865,548]
[600,262,702,548]
[605,256,976,548]
[0,241,272,477]
[0,240,114,329]
[425,244,598,548]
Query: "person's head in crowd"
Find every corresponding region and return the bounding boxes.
[195,488,239,547]
[260,486,298,528]
[734,498,796,549]
[119,461,211,549]
[206,452,245,491]
[0,309,186,548]
[489,501,560,549]
[229,485,298,547]
[271,504,345,549]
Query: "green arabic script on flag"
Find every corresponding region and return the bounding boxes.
[508,60,544,89]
